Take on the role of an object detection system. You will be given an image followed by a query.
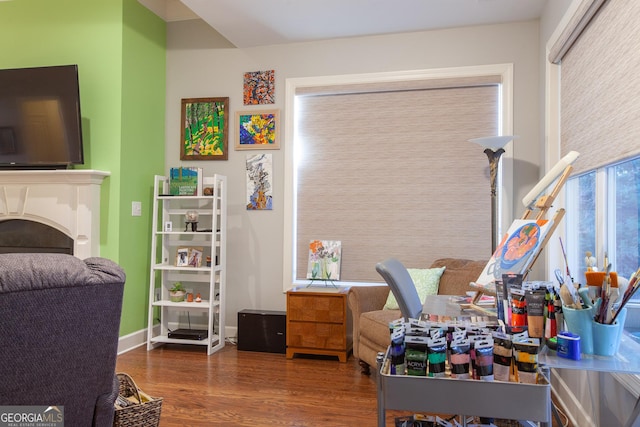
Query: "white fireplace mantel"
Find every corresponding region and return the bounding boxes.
[0,169,110,259]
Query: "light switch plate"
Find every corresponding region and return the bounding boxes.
[132,201,142,216]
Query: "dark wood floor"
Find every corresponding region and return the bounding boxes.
[116,343,571,426]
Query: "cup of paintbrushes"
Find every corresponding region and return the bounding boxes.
[592,307,626,356]
[562,303,596,355]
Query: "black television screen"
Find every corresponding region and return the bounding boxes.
[0,64,84,169]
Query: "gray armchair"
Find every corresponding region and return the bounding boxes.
[0,253,126,427]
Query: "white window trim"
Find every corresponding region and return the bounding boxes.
[282,64,515,292]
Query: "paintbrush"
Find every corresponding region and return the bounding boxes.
[610,266,640,324]
[559,237,574,286]
[595,262,612,323]
[622,266,640,302]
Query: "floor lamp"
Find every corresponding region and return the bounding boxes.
[469,136,517,254]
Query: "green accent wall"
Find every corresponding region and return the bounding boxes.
[0,0,166,336]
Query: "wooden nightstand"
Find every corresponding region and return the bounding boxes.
[286,286,353,362]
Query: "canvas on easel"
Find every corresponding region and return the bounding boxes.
[473,218,553,291]
[462,151,580,314]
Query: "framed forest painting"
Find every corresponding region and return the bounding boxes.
[180,97,229,160]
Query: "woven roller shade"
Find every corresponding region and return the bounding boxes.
[558,0,640,175]
[295,82,499,283]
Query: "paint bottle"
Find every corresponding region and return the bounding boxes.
[492,332,513,382]
[405,335,429,376]
[427,337,447,377]
[450,338,471,379]
[474,339,495,381]
[510,288,528,330]
[389,328,406,375]
[525,289,546,338]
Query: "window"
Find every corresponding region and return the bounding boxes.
[282,65,514,290]
[566,156,640,311]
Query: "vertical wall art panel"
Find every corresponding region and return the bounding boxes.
[246,153,273,210]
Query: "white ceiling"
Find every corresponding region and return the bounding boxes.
[138,0,549,48]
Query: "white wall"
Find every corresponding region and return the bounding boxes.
[166,19,541,328]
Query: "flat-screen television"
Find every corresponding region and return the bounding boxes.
[0,64,84,169]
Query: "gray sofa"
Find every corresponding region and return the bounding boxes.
[0,253,126,427]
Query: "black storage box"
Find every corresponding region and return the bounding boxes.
[237,309,286,353]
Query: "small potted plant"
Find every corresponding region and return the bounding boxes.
[169,282,186,302]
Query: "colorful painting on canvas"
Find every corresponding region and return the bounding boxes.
[243,70,275,105]
[474,219,552,289]
[180,97,229,160]
[246,153,273,210]
[306,240,342,281]
[235,110,279,149]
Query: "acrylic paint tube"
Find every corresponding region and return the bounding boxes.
[449,338,471,379]
[389,328,406,375]
[503,273,523,325]
[494,280,506,323]
[427,337,447,377]
[513,338,540,384]
[473,338,494,381]
[468,334,489,380]
[510,288,528,331]
[404,335,429,376]
[544,293,557,341]
[525,289,546,338]
[492,331,513,382]
[554,290,564,331]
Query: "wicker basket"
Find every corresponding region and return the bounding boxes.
[113,372,163,427]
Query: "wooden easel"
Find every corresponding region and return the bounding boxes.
[460,165,574,315]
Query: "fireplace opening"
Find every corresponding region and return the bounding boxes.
[0,219,73,254]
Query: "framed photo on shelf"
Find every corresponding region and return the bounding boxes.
[180,97,229,161]
[176,247,189,267]
[175,246,204,267]
[187,247,203,267]
[235,109,279,150]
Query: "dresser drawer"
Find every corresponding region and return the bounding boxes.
[287,322,345,350]
[287,293,345,323]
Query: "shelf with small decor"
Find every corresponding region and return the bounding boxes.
[146,174,227,355]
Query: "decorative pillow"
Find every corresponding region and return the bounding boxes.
[383,266,446,310]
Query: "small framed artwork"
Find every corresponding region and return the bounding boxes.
[176,247,189,267]
[175,246,204,267]
[180,97,229,160]
[243,70,275,105]
[235,110,279,150]
[306,240,342,281]
[187,247,203,267]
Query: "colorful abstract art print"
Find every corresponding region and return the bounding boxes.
[246,153,273,210]
[474,219,552,289]
[180,97,229,160]
[306,240,342,281]
[235,110,279,150]
[243,70,275,104]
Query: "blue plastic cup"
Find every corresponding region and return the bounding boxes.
[592,308,626,356]
[562,304,596,355]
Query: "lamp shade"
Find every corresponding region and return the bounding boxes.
[469,135,518,150]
